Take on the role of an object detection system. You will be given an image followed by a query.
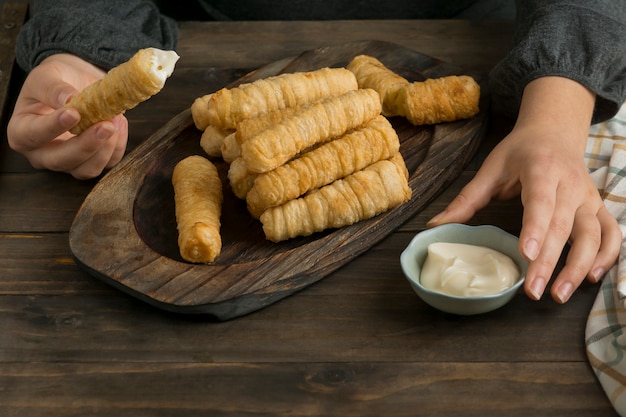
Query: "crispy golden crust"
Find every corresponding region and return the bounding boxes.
[221,106,300,164]
[200,125,232,158]
[346,55,409,117]
[246,115,400,218]
[260,153,411,242]
[398,75,480,125]
[172,155,223,263]
[191,94,213,130]
[205,67,358,130]
[67,48,177,134]
[227,157,257,200]
[241,88,382,174]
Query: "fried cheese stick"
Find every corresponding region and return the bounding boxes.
[200,125,233,158]
[66,48,179,135]
[202,67,358,131]
[227,157,256,200]
[221,132,243,164]
[221,106,300,164]
[191,94,212,130]
[172,155,223,263]
[398,75,480,125]
[246,115,400,218]
[241,88,382,174]
[260,153,411,242]
[346,54,409,117]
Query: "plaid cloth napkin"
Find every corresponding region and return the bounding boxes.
[584,101,626,416]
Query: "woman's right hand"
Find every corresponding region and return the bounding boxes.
[7,53,128,179]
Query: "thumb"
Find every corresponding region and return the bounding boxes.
[427,175,496,227]
[47,81,79,109]
[25,64,80,109]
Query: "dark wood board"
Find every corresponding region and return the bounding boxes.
[69,40,488,320]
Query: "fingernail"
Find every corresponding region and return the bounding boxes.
[555,282,574,304]
[523,239,539,261]
[96,123,116,140]
[529,277,545,301]
[427,211,447,227]
[591,267,605,282]
[59,109,80,129]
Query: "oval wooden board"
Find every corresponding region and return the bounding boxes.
[69,40,488,320]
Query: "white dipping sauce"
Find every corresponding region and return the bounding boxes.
[420,242,520,297]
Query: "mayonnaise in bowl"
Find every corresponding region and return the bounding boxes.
[420,242,520,297]
[400,224,528,315]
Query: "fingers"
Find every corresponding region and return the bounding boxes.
[7,69,82,152]
[37,74,78,109]
[429,148,620,305]
[27,115,128,180]
[522,187,576,302]
[590,207,622,281]
[6,54,128,179]
[9,107,82,153]
[104,115,129,169]
[524,202,621,304]
[427,168,499,227]
[517,176,557,262]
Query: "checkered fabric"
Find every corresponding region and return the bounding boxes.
[585,101,626,416]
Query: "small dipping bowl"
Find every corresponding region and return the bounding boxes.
[400,223,528,315]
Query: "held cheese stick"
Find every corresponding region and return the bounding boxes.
[346,55,409,117]
[241,88,382,174]
[204,67,359,130]
[398,75,480,125]
[172,155,223,263]
[246,115,400,218]
[260,153,411,242]
[67,48,179,135]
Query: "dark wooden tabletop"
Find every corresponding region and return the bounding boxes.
[0,1,618,416]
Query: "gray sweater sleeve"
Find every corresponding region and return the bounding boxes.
[490,0,626,123]
[16,0,178,72]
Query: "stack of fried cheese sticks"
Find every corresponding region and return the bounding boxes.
[185,55,480,250]
[190,65,413,243]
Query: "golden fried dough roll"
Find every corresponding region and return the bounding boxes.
[67,48,179,135]
[221,106,300,164]
[200,125,233,158]
[260,153,411,242]
[346,55,409,117]
[241,88,382,174]
[246,115,400,218]
[398,75,480,125]
[172,155,223,263]
[220,132,239,164]
[206,67,358,130]
[191,94,213,130]
[228,157,257,200]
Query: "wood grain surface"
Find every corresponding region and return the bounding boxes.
[1,8,617,415]
[69,40,488,319]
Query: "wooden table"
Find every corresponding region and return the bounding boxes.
[0,2,618,415]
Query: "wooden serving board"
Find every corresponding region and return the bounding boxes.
[69,40,488,320]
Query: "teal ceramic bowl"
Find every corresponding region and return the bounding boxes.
[400,224,528,315]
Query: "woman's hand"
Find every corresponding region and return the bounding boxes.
[428,77,622,303]
[7,53,128,179]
